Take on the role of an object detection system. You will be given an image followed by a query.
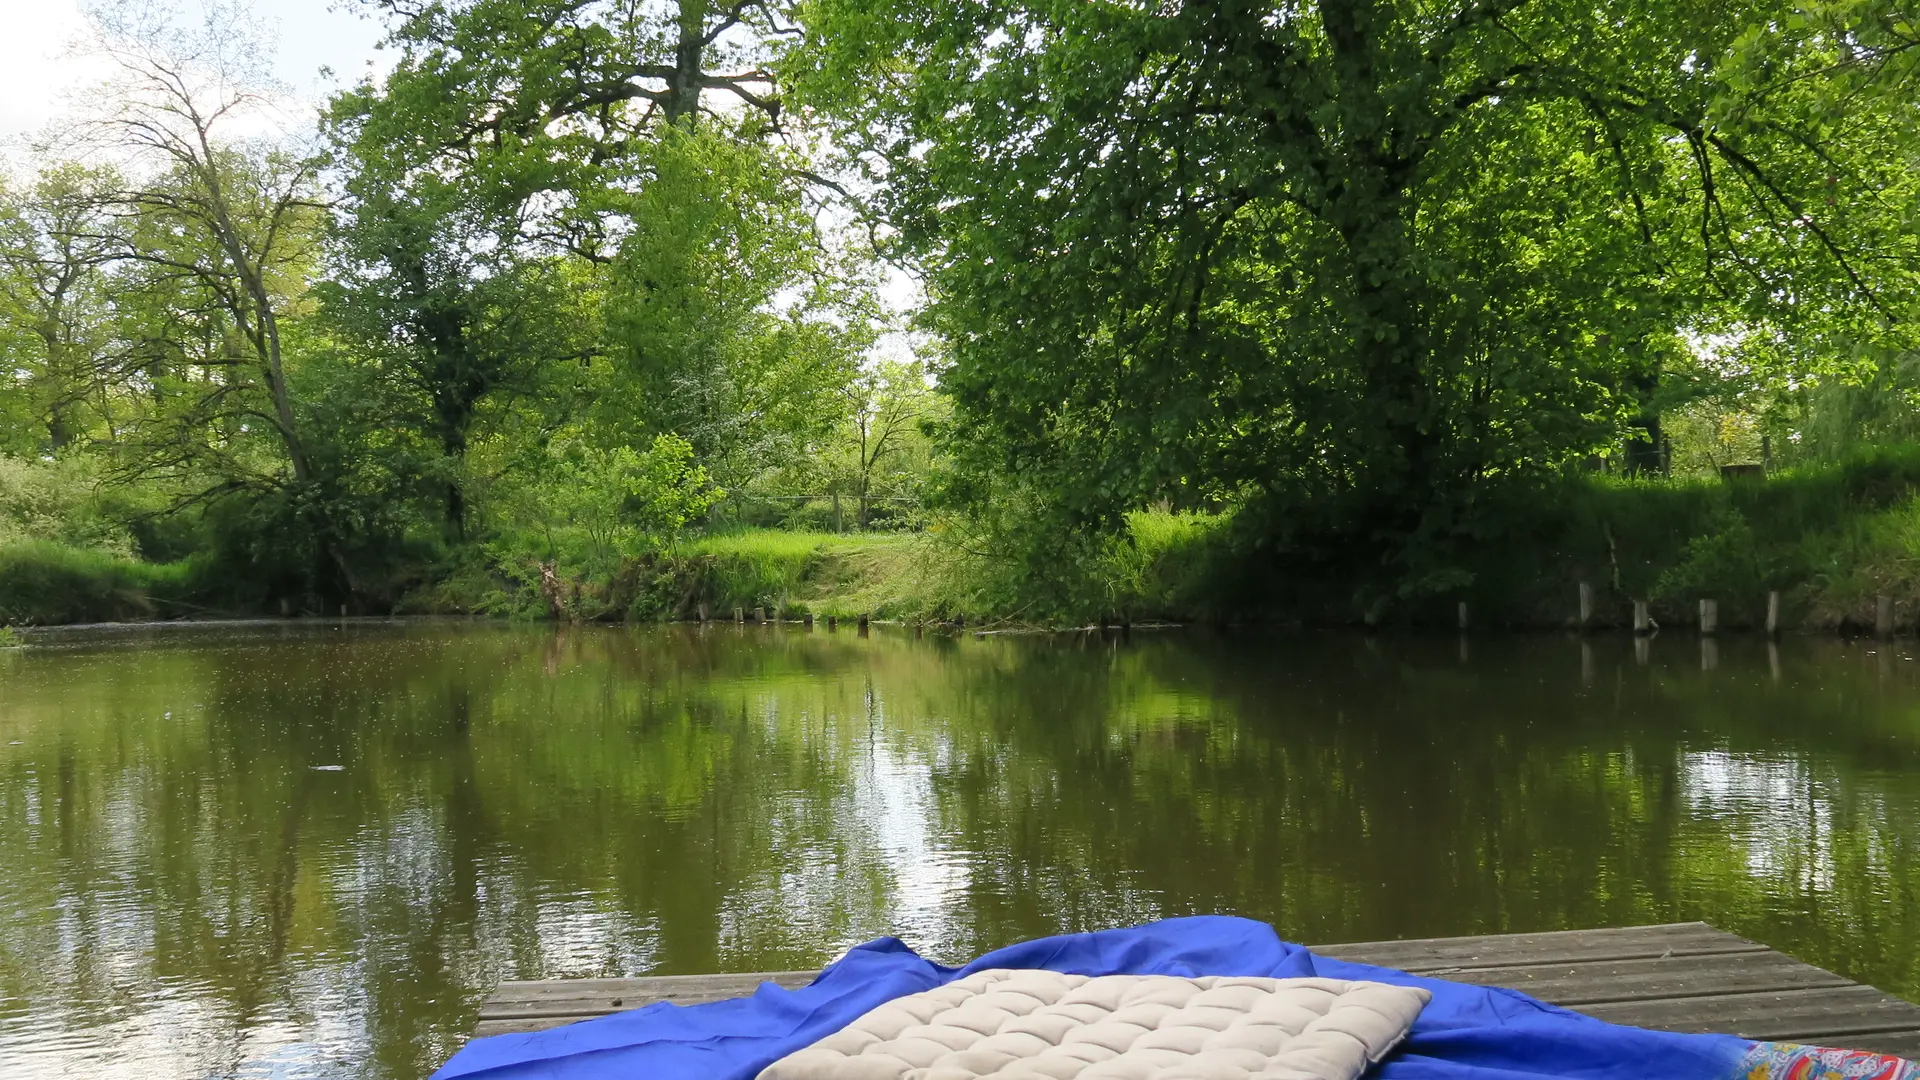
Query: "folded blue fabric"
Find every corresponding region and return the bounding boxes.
[434,916,1751,1080]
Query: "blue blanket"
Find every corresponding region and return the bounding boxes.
[435,916,1753,1080]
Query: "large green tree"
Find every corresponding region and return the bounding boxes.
[320,101,596,538]
[79,2,327,492]
[793,0,1920,585]
[332,0,870,521]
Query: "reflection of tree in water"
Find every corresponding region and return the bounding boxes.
[2,626,1920,1080]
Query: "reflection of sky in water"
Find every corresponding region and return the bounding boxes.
[1683,750,1838,892]
[854,704,973,960]
[0,982,344,1080]
[529,895,661,977]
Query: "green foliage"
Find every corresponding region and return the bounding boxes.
[0,454,137,554]
[745,357,945,532]
[494,434,722,576]
[0,541,194,624]
[793,0,1920,582]
[586,128,873,493]
[1438,449,1920,629]
[0,165,122,456]
[4,0,1920,626]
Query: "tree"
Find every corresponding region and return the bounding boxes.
[793,0,1920,585]
[500,432,722,577]
[838,359,935,529]
[0,166,124,454]
[320,93,597,538]
[78,0,325,489]
[339,0,872,505]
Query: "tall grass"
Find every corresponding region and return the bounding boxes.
[0,541,198,625]
[1400,446,1920,630]
[669,531,917,617]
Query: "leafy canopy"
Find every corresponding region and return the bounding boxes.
[792,0,1920,582]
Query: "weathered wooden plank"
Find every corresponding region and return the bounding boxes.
[474,1013,1920,1049]
[1414,949,1853,1005]
[1850,1032,1920,1060]
[476,1016,610,1037]
[1316,922,1765,973]
[1580,984,1920,1042]
[481,972,815,1020]
[468,924,1920,1058]
[473,941,1839,1028]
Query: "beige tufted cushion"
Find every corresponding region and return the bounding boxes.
[756,970,1431,1080]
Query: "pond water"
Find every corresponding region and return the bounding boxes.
[2,621,1918,1079]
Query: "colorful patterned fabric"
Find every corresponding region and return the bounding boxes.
[1741,1042,1920,1080]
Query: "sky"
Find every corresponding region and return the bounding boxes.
[0,0,389,140]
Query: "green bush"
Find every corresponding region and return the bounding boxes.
[0,454,143,554]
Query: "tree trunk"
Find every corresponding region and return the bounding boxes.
[1320,0,1438,515]
[664,0,708,125]
[257,301,311,484]
[1623,354,1663,476]
[435,388,474,539]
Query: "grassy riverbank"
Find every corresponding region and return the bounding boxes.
[0,542,198,625]
[12,450,1920,630]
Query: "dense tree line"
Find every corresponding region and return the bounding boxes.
[1,0,1917,616]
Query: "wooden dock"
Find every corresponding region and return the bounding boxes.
[474,922,1920,1058]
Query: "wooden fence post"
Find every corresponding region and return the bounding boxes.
[1633,600,1653,635]
[857,614,871,637]
[1765,591,1780,637]
[827,615,838,632]
[1698,598,1718,635]
[734,607,744,624]
[1457,601,1470,632]
[1877,595,1895,638]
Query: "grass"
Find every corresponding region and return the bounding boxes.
[0,541,198,625]
[670,530,924,618]
[1328,446,1920,630]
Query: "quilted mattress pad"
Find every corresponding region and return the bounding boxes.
[756,969,1432,1080]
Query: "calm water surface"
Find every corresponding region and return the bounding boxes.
[2,622,1919,1079]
